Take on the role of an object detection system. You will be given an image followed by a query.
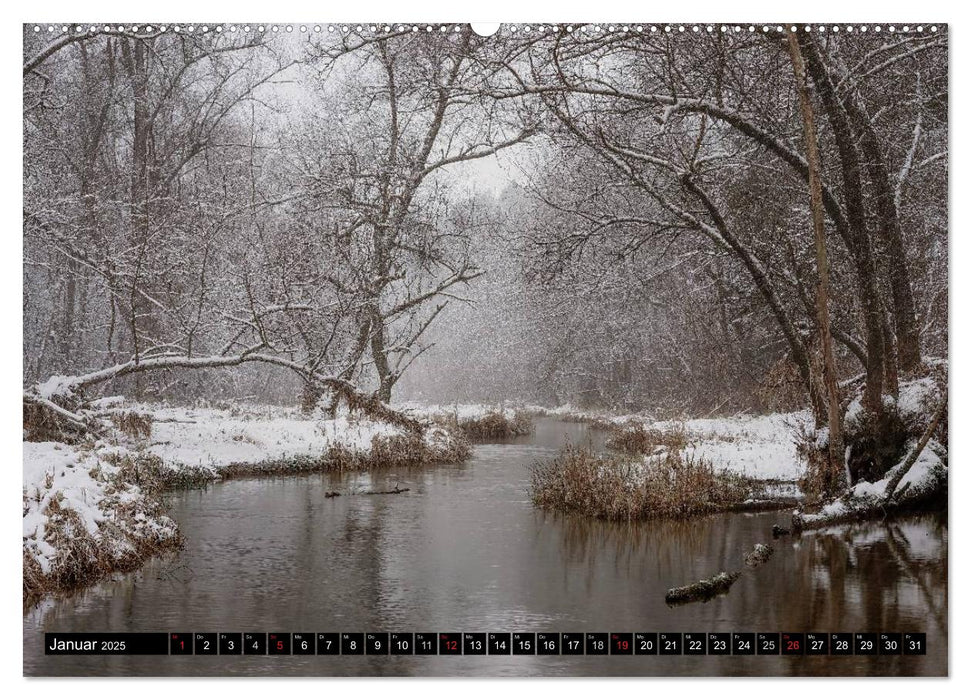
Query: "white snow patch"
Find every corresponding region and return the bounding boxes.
[23,442,176,576]
[896,377,942,424]
[34,375,76,400]
[396,402,523,422]
[645,411,812,481]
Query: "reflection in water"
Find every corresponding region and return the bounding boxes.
[24,419,946,676]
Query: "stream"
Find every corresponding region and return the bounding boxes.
[23,418,947,676]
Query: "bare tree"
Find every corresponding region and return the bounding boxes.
[788,31,845,494]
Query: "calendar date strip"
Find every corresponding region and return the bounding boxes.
[45,632,927,656]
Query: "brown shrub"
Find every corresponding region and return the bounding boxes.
[530,446,750,521]
[437,409,534,441]
[756,358,807,413]
[110,411,153,440]
[605,422,688,454]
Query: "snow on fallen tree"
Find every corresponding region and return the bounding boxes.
[791,367,947,530]
[665,571,741,606]
[792,419,947,532]
[23,350,424,442]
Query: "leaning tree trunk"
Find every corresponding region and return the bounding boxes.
[24,351,427,442]
[683,175,826,424]
[368,307,396,403]
[788,33,847,496]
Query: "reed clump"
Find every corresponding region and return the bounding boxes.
[438,409,534,441]
[110,411,153,440]
[605,422,688,454]
[216,427,472,482]
[530,445,751,521]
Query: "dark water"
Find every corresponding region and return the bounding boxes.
[24,418,947,676]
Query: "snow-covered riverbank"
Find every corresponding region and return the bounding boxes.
[535,373,947,525]
[23,440,181,606]
[23,393,946,605]
[536,405,814,482]
[397,402,534,440]
[23,400,470,605]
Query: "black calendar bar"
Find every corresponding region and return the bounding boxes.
[45,633,169,655]
[41,632,928,656]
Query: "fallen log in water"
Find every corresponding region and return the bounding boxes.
[324,486,410,498]
[744,543,774,568]
[792,441,946,533]
[360,486,410,495]
[665,571,741,606]
[722,498,802,513]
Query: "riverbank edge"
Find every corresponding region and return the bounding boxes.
[23,413,483,609]
[524,404,947,528]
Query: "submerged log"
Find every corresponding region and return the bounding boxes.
[771,524,791,538]
[324,491,341,498]
[361,486,410,495]
[665,571,741,606]
[744,543,774,568]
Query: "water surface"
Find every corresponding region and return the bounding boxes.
[24,418,947,676]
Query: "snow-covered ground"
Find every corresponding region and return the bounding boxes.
[137,403,405,472]
[540,405,814,482]
[653,412,814,481]
[23,441,179,589]
[396,401,525,422]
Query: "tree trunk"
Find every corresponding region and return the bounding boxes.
[798,35,887,418]
[843,100,923,376]
[119,36,153,390]
[369,309,395,403]
[788,33,847,495]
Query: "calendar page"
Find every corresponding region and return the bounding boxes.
[22,21,948,677]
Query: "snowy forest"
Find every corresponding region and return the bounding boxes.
[23,23,948,633]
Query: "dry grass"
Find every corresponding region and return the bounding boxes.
[605,422,688,454]
[437,410,534,441]
[23,452,183,608]
[530,445,752,521]
[110,411,153,440]
[213,429,472,483]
